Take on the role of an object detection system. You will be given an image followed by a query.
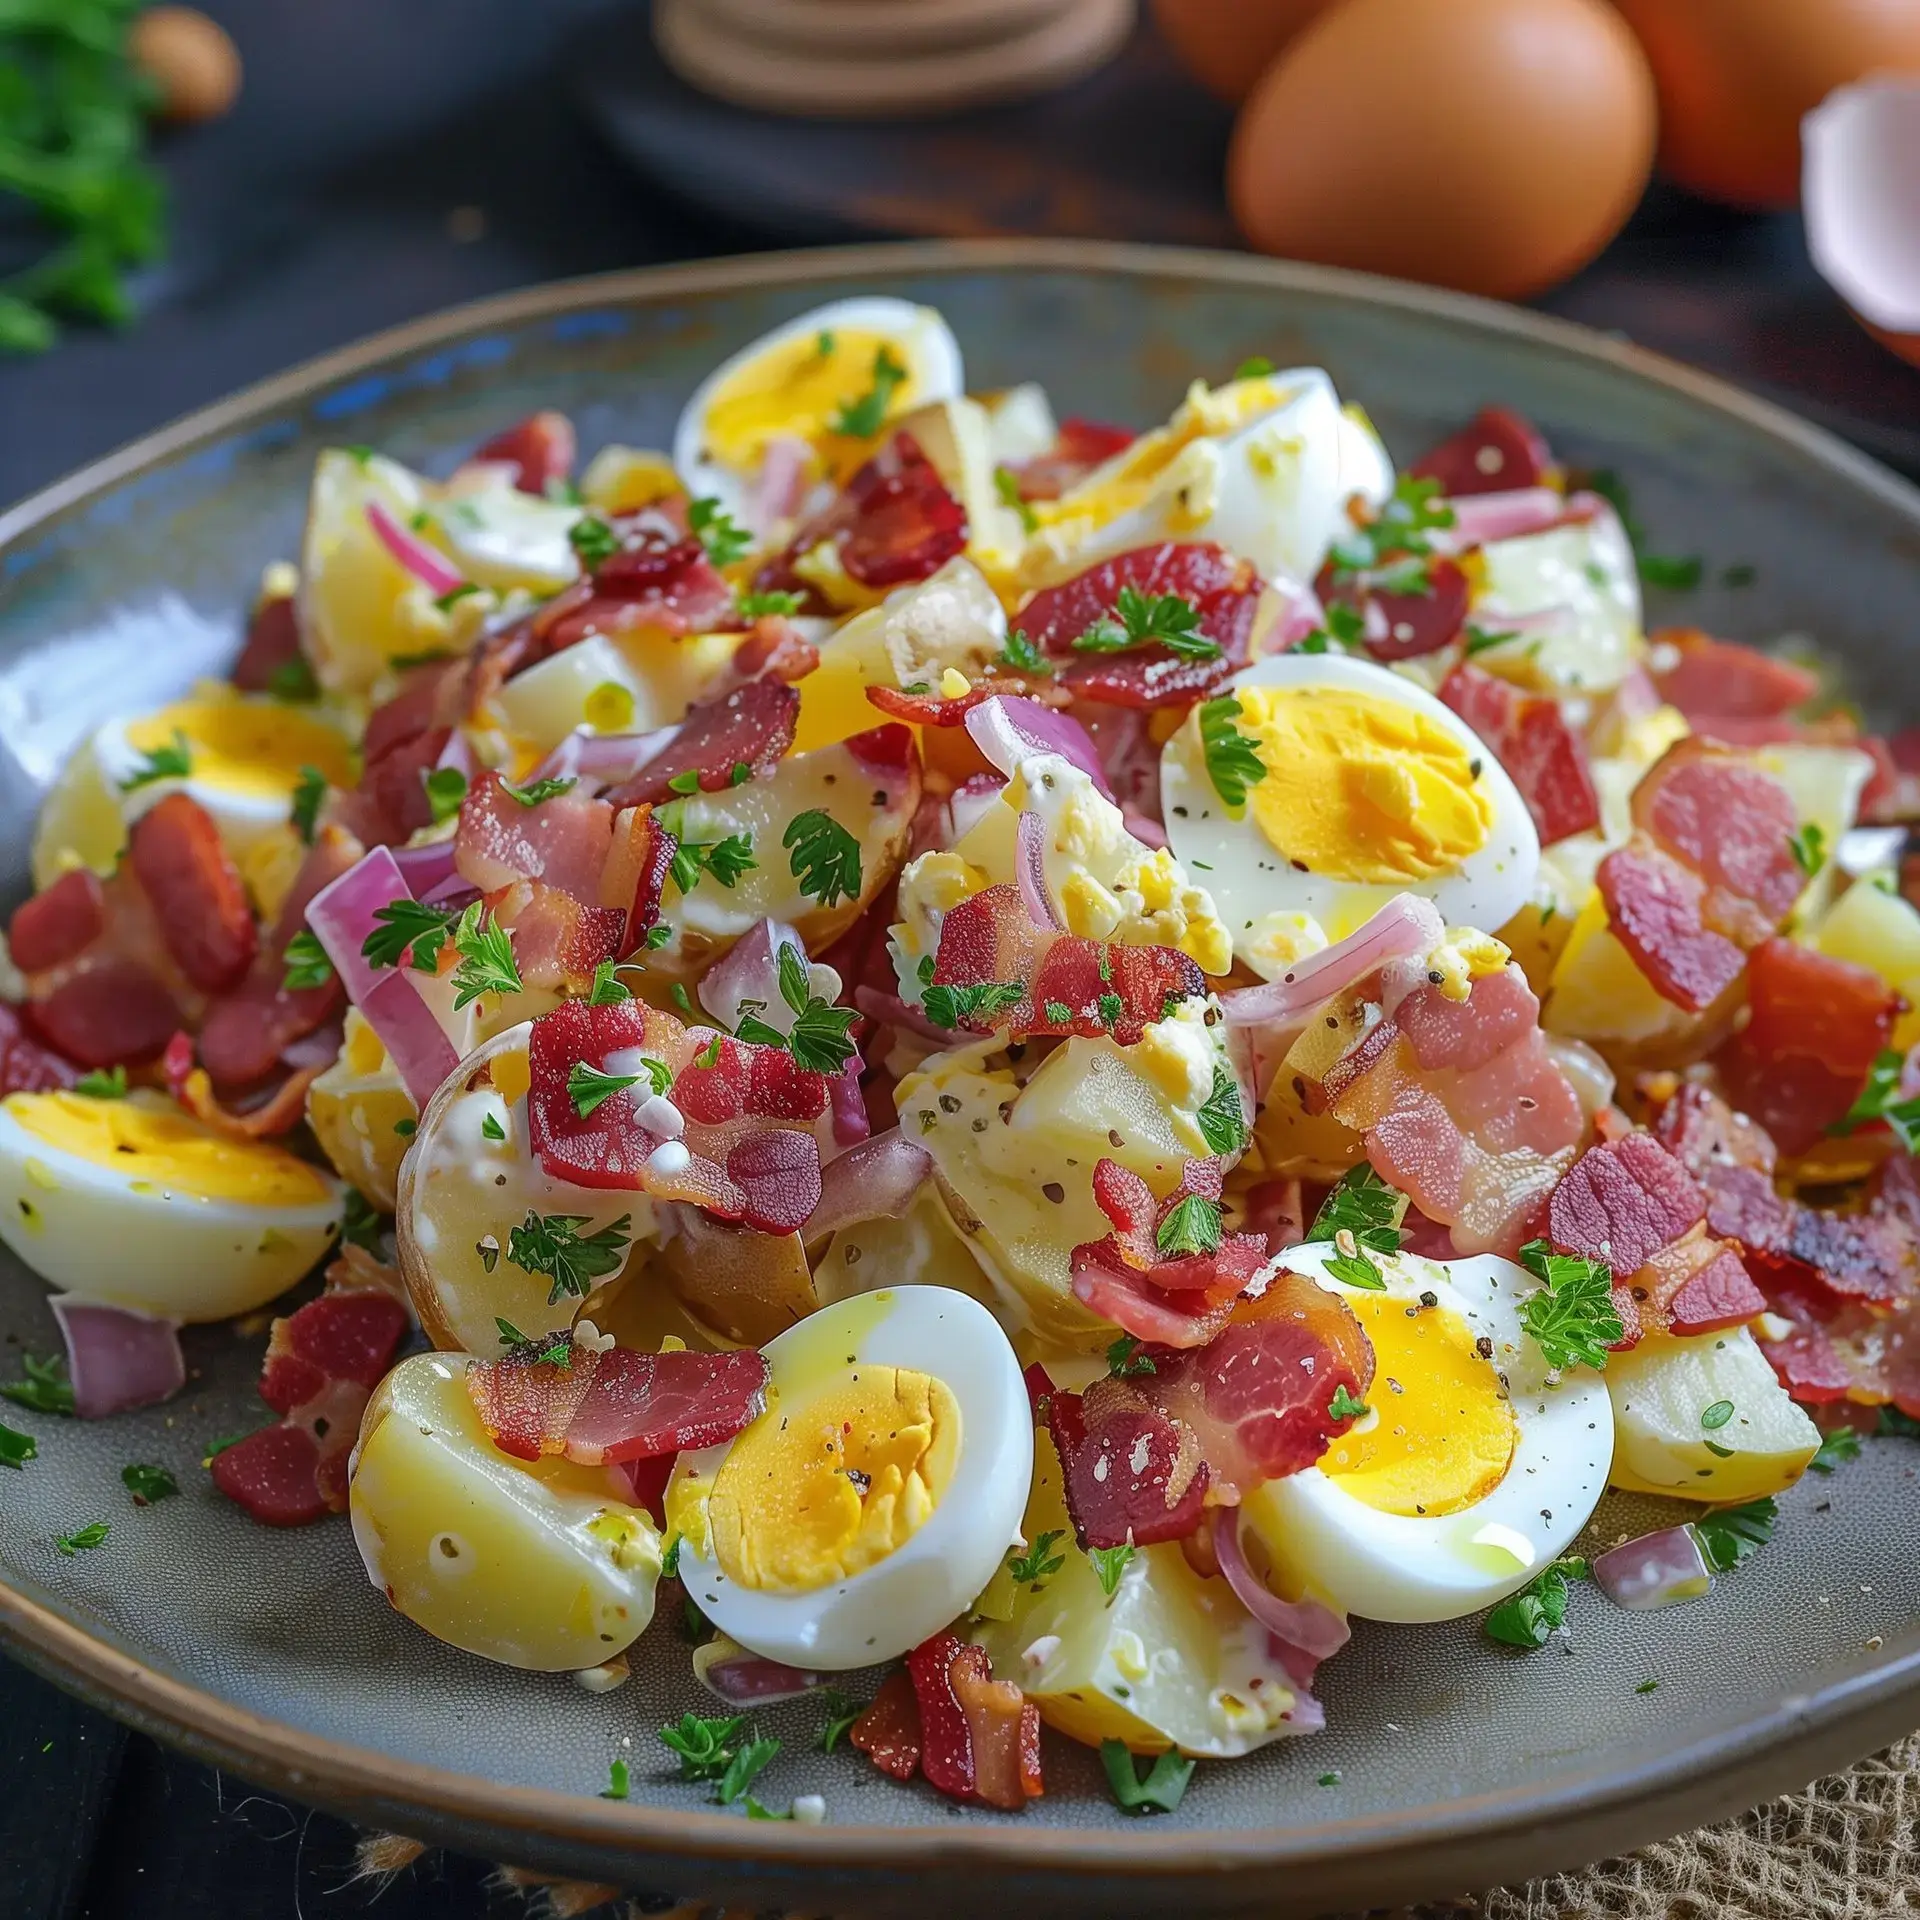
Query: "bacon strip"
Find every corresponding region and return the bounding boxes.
[603,677,799,809]
[1650,628,1817,732]
[128,793,257,994]
[471,411,576,494]
[1048,1384,1210,1549]
[455,770,614,898]
[10,870,105,974]
[1410,406,1554,497]
[851,1670,922,1781]
[905,1632,1044,1811]
[1009,417,1135,502]
[1439,661,1601,844]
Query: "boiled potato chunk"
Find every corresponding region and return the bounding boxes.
[812,1182,1002,1313]
[306,1009,418,1211]
[350,1352,662,1671]
[972,1430,1309,1759]
[1607,1326,1820,1504]
[1814,879,1920,1051]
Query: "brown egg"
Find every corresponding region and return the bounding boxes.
[1150,0,1337,103]
[131,6,243,124]
[1612,0,1920,210]
[1228,0,1656,301]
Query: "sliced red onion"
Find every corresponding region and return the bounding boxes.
[1220,894,1444,1028]
[965,695,1115,801]
[529,723,677,790]
[1124,810,1169,851]
[829,1060,869,1150]
[854,984,948,1047]
[752,433,812,534]
[1216,1508,1352,1667]
[388,838,460,896]
[420,876,481,912]
[365,499,466,598]
[1430,487,1566,553]
[806,1127,932,1241]
[306,846,411,1005]
[279,1020,347,1074]
[701,918,805,1036]
[1015,807,1063,931]
[1592,1525,1713,1611]
[361,973,461,1107]
[693,1638,825,1706]
[50,1297,185,1419]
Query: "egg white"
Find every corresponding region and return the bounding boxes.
[672,298,965,529]
[668,1286,1032,1670]
[1160,650,1541,975]
[1242,1242,1613,1624]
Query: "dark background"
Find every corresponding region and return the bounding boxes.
[4,3,1920,1916]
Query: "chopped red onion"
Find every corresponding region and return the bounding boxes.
[361,974,461,1107]
[949,771,1007,844]
[693,1639,825,1706]
[419,876,481,912]
[388,838,460,896]
[50,1297,185,1419]
[829,1060,869,1150]
[1220,894,1444,1029]
[965,695,1115,801]
[1215,1508,1351,1681]
[700,918,805,1036]
[1592,1525,1713,1611]
[1015,808,1064,931]
[528,723,677,790]
[364,499,466,598]
[807,1127,933,1241]
[1124,810,1169,850]
[1272,579,1325,652]
[1429,487,1567,553]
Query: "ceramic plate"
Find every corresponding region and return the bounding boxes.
[1,242,1917,1917]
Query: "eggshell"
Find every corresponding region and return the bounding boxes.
[1149,0,1335,103]
[1228,0,1656,301]
[1612,0,1920,210]
[1804,77,1920,367]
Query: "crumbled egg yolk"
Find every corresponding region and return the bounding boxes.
[1243,911,1331,976]
[580,447,681,515]
[5,1092,337,1206]
[125,694,354,802]
[700,327,916,475]
[1239,685,1494,885]
[1424,929,1513,1004]
[1129,1000,1223,1115]
[1321,1295,1517,1518]
[890,851,990,983]
[687,1366,961,1592]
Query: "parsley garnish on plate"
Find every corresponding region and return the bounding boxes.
[816,1690,865,1753]
[717,1735,781,1807]
[362,899,456,973]
[784,809,863,910]
[1483,1556,1589,1650]
[268,656,320,704]
[0,1423,36,1469]
[281,929,334,992]
[1101,1741,1196,1815]
[121,1463,178,1506]
[481,1111,506,1142]
[1234,355,1275,379]
[1692,1496,1776,1573]
[1311,1163,1408,1254]
[341,1189,385,1253]
[448,901,522,1008]
[118,730,191,792]
[55,1521,109,1557]
[830,344,909,438]
[567,1061,640,1119]
[1196,692,1266,813]
[670,831,757,894]
[1328,1384,1368,1422]
[1326,474,1454,585]
[996,627,1053,676]
[1106,1334,1156,1379]
[1156,1193,1222,1259]
[1787,821,1826,879]
[1833,1049,1920,1151]
[1008,1530,1066,1590]
[289,765,327,844]
[993,464,1039,534]
[1464,623,1522,657]
[1296,600,1367,655]
[659,1711,750,1782]
[1809,1427,1862,1474]
[1517,1239,1623,1372]
[502,775,578,809]
[1072,586,1218,662]
[507,1210,631,1305]
[1580,469,1703,593]
[600,1758,631,1800]
[737,588,803,619]
[2,1353,73,1417]
[72,1065,127,1100]
[1324,1250,1387,1290]
[920,979,1024,1031]
[1088,1544,1136,1599]
[587,959,635,1005]
[569,514,620,568]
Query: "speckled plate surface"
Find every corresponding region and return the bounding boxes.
[2,241,1918,1918]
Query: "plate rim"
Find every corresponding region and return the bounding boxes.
[4,235,1920,1902]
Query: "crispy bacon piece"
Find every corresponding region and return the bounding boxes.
[729,614,820,688]
[1070,1158,1265,1350]
[213,1250,411,1527]
[26,957,183,1068]
[1010,417,1135,502]
[906,1633,1044,1811]
[850,1670,923,1782]
[929,883,1205,1047]
[603,805,675,953]
[604,677,799,809]
[1621,1228,1769,1341]
[1015,542,1261,709]
[455,770,615,898]
[466,1334,768,1465]
[128,794,257,994]
[10,869,106,974]
[472,410,576,494]
[1410,406,1554,497]
[1048,1384,1210,1549]
[864,679,1033,727]
[1439,662,1601,843]
[0,1002,77,1095]
[1549,1134,1706,1278]
[1650,628,1817,732]
[486,879,626,992]
[231,593,304,693]
[1343,557,1471,663]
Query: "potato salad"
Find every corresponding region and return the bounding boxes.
[7,298,1920,1820]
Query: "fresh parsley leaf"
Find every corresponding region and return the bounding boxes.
[268,656,321,703]
[1483,1558,1588,1650]
[783,809,862,909]
[481,1111,506,1142]
[667,769,702,796]
[786,997,859,1076]
[1297,600,1367,655]
[1106,1335,1156,1379]
[1,1354,73,1417]
[1692,1497,1776,1574]
[1834,1049,1920,1151]
[1043,998,1074,1025]
[1465,623,1521,656]
[448,901,522,1008]
[659,1711,750,1783]
[289,766,327,844]
[1311,1163,1408,1254]
[1327,1384,1368,1422]
[1809,1427,1862,1474]
[1637,553,1704,591]
[660,1531,683,1580]
[1324,1251,1386,1290]
[673,832,757,894]
[1197,693,1265,813]
[121,1463,178,1505]
[587,959,634,1004]
[920,979,1024,1034]
[0,1423,36,1469]
[1195,1064,1249,1157]
[341,1189,385,1253]
[1328,474,1455,581]
[55,1521,109,1557]
[570,515,619,568]
[201,1430,261,1468]
[1156,1193,1222,1258]
[689,496,753,567]
[495,1317,529,1347]
[1008,1529,1066,1588]
[1072,585,1218,661]
[830,344,908,438]
[816,1690,865,1753]
[737,589,803,619]
[422,765,467,825]
[281,929,334,992]
[502,776,578,808]
[118,730,191,792]
[716,1735,781,1806]
[1101,1741,1195,1815]
[568,1061,640,1119]
[433,581,481,612]
[1787,821,1826,879]
[1579,469,1703,591]
[361,899,455,972]
[997,627,1052,676]
[1087,1544,1136,1598]
[1234,355,1275,379]
[993,464,1039,533]
[1517,1239,1623,1372]
[72,1066,127,1100]
[601,1758,631,1800]
[507,1210,632,1304]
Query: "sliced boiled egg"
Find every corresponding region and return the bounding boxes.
[0,1090,343,1321]
[1242,1242,1612,1624]
[665,1286,1031,1669]
[350,1350,663,1671]
[673,298,964,531]
[1162,652,1540,976]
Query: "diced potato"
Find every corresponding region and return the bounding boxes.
[306,1009,418,1211]
[1248,1065,1366,1182]
[891,396,1027,578]
[350,1352,662,1671]
[1606,1326,1820,1503]
[1814,877,1920,1050]
[433,476,582,594]
[1544,893,1701,1050]
[579,445,681,514]
[813,1182,1003,1313]
[1470,515,1642,696]
[972,1428,1309,1758]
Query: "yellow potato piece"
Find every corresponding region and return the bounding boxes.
[306,1010,417,1211]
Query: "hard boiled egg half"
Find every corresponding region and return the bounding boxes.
[0,1090,343,1321]
[673,298,964,531]
[665,1287,1032,1669]
[1161,652,1540,977]
[1241,1242,1613,1624]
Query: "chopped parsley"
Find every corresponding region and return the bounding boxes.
[1809,1427,1862,1474]
[1581,469,1702,592]
[1701,1399,1735,1431]
[55,1521,109,1557]
[1234,355,1275,379]
[1834,1049,1920,1152]
[1088,1544,1137,1598]
[502,776,578,809]
[1484,1557,1589,1650]
[1464,623,1521,657]
[361,899,456,973]
[1156,1193,1222,1259]
[717,1735,781,1807]
[507,1210,632,1304]
[600,1758,631,1800]
[281,929,334,992]
[121,1463,178,1506]
[268,656,321,704]
[1324,1251,1386,1290]
[1311,1163,1407,1254]
[689,496,753,567]
[816,1690,865,1753]
[746,942,859,1076]
[290,765,327,844]
[671,831,757,894]
[661,1532,683,1579]
[433,581,481,612]
[587,959,635,1004]
[993,464,1039,533]
[341,1190,386,1253]
[481,1111,506,1142]
[1517,1239,1623,1372]
[1008,1529,1066,1589]
[568,1061,641,1119]
[0,1423,36,1469]
[1195,1064,1248,1157]
[201,1430,260,1468]
[659,1711,750,1783]
[1692,1496,1776,1573]
[830,344,909,438]
[1637,553,1704,592]
[1106,1334,1156,1379]
[1327,1384,1368,1422]
[448,901,523,1008]
[784,809,862,909]
[737,588,803,619]
[1,1353,73,1417]
[1880,1406,1920,1438]
[569,514,620,568]
[1327,474,1454,583]
[118,730,191,792]
[997,627,1053,676]
[1296,600,1367,655]
[72,1066,128,1100]
[1072,585,1218,662]
[495,1317,530,1347]
[1101,1741,1195,1815]
[1787,821,1827,879]
[1197,692,1265,813]
[422,765,467,825]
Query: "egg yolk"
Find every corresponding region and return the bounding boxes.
[697,1365,960,1592]
[1320,1294,1516,1517]
[1238,686,1493,884]
[126,696,354,802]
[6,1092,337,1206]
[701,328,917,473]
